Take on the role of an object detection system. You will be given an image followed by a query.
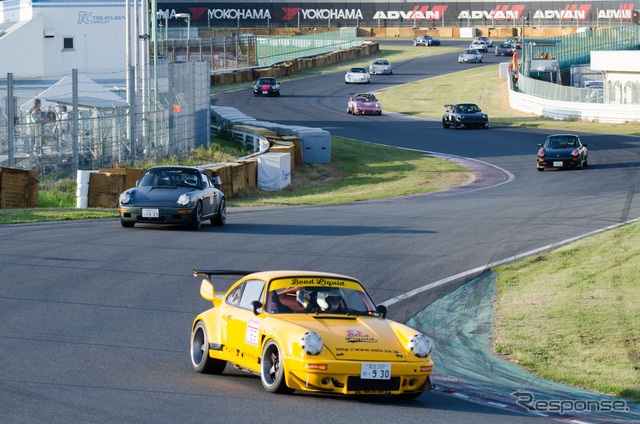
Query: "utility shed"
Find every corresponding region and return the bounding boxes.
[590,51,640,104]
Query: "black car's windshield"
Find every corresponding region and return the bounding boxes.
[257,78,276,85]
[456,104,481,113]
[545,136,579,149]
[139,168,200,188]
[265,285,379,316]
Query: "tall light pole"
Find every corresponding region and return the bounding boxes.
[157,10,168,41]
[176,13,191,39]
[521,14,528,73]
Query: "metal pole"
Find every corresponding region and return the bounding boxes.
[129,66,136,167]
[72,69,79,172]
[7,73,14,167]
[152,0,158,151]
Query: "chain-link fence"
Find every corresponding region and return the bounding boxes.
[155,28,362,70]
[1,61,210,176]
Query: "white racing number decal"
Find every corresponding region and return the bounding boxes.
[245,319,261,347]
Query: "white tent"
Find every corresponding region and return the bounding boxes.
[20,74,129,111]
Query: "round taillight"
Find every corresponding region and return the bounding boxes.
[538,149,545,157]
[572,149,579,156]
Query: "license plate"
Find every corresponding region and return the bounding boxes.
[142,209,159,218]
[553,161,563,167]
[361,363,391,380]
[262,90,268,94]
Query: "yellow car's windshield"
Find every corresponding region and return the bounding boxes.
[265,278,378,315]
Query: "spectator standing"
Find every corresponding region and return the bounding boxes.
[29,98,49,155]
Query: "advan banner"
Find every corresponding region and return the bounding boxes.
[156,2,637,28]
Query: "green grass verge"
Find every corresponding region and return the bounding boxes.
[494,222,640,401]
[228,136,471,206]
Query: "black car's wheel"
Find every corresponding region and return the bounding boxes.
[537,167,544,172]
[191,321,226,374]
[454,121,459,129]
[261,339,294,394]
[189,201,203,230]
[442,119,448,128]
[484,123,489,129]
[121,220,134,228]
[211,198,226,226]
[253,92,258,97]
[583,156,589,167]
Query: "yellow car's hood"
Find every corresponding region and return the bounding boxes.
[278,315,407,361]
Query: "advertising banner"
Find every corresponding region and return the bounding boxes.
[156,2,637,28]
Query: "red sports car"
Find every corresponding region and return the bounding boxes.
[347,93,382,116]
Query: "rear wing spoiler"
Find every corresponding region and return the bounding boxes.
[193,269,256,282]
[444,104,454,112]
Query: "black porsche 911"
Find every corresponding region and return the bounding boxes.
[537,134,588,171]
[253,77,280,97]
[118,166,226,230]
[442,103,489,129]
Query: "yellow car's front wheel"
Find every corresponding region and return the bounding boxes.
[191,321,226,374]
[260,339,294,394]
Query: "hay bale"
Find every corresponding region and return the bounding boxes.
[88,172,126,208]
[0,167,39,209]
[99,168,145,190]
[235,158,258,188]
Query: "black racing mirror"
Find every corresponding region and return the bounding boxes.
[251,300,263,316]
[377,304,388,319]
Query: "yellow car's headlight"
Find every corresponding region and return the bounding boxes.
[408,334,431,358]
[300,331,323,356]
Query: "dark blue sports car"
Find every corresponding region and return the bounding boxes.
[253,77,280,97]
[537,134,588,171]
[413,35,441,46]
[118,166,226,230]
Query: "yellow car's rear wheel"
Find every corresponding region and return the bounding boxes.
[260,339,294,394]
[191,321,226,374]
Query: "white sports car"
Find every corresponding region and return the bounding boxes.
[458,49,483,63]
[345,67,371,84]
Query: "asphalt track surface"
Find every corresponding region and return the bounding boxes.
[2,40,640,423]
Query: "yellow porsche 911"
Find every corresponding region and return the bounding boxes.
[190,270,435,398]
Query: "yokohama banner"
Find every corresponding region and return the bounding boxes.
[156,2,637,28]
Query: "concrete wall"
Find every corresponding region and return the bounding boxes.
[509,83,640,123]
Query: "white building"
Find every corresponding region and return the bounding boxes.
[591,50,640,105]
[0,0,128,79]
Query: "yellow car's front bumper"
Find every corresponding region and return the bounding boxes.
[284,357,434,395]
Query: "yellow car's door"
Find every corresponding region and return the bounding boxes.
[225,279,266,371]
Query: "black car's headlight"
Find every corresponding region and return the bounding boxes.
[119,191,132,205]
[408,334,432,358]
[177,194,191,207]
